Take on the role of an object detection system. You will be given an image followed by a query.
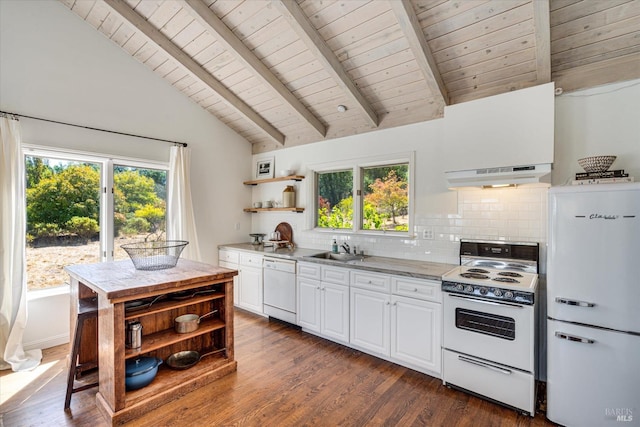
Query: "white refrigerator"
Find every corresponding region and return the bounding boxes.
[547,182,640,427]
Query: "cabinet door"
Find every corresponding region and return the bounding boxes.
[219,260,239,305]
[297,277,320,332]
[350,287,390,355]
[239,266,263,314]
[321,282,349,343]
[391,295,441,374]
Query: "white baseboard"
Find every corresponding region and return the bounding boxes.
[24,333,69,351]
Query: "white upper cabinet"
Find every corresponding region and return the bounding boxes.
[443,83,555,172]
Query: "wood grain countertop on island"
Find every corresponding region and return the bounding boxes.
[64,258,238,425]
[65,258,238,302]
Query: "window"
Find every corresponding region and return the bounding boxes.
[314,153,413,234]
[316,169,353,229]
[361,164,409,231]
[24,150,168,291]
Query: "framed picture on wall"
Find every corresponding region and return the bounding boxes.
[256,157,274,179]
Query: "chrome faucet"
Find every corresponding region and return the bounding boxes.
[341,243,351,254]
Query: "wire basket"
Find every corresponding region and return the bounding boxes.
[121,240,189,270]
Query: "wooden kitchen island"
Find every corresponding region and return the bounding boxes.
[65,259,238,425]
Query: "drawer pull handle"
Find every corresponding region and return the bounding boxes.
[555,332,595,344]
[458,355,511,375]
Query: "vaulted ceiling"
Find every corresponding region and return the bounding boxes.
[61,0,640,153]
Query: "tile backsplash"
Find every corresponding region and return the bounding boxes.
[256,187,548,266]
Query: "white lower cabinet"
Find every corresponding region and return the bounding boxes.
[238,264,263,314]
[297,276,321,332]
[219,250,263,315]
[320,282,349,343]
[218,249,239,306]
[350,287,390,355]
[391,295,441,374]
[350,275,442,376]
[219,260,239,305]
[297,270,349,344]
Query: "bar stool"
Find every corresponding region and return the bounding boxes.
[64,297,99,410]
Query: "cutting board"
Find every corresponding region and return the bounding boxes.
[275,222,293,247]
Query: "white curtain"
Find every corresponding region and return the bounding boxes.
[167,145,201,261]
[0,115,42,371]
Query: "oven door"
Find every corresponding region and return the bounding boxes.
[443,293,535,372]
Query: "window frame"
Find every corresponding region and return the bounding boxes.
[309,152,415,237]
[22,144,169,289]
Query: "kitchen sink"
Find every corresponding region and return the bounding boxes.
[307,252,368,262]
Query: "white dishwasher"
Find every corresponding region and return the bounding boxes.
[262,257,297,324]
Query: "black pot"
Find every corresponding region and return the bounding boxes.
[125,357,162,390]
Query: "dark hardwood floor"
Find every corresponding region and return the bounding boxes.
[1,310,557,426]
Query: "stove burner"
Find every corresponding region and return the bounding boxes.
[467,268,490,274]
[498,271,523,278]
[460,272,489,280]
[493,277,520,283]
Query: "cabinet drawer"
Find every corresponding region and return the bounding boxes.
[351,271,391,292]
[392,277,441,302]
[298,262,321,279]
[321,266,350,285]
[240,252,263,267]
[219,249,239,265]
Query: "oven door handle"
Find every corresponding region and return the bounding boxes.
[447,293,525,308]
[458,355,512,375]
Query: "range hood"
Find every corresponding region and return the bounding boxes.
[446,164,552,188]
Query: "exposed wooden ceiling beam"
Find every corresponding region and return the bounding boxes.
[389,0,449,106]
[533,0,551,83]
[183,0,325,138]
[102,0,285,145]
[273,0,379,128]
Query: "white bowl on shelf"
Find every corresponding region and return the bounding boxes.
[279,169,293,177]
[578,155,616,173]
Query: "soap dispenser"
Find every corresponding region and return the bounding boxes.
[331,239,338,254]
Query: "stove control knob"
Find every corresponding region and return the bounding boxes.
[504,291,514,299]
[464,285,474,293]
[494,289,503,297]
[479,287,488,296]
[455,284,464,292]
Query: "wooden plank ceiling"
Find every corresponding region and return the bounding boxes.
[60,0,640,153]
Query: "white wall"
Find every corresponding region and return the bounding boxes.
[0,0,252,349]
[553,79,640,185]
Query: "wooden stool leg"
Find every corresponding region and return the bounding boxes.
[64,313,85,410]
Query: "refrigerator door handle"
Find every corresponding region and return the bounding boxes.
[555,297,596,307]
[458,355,512,375]
[555,331,595,344]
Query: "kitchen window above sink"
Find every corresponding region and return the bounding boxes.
[311,152,415,237]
